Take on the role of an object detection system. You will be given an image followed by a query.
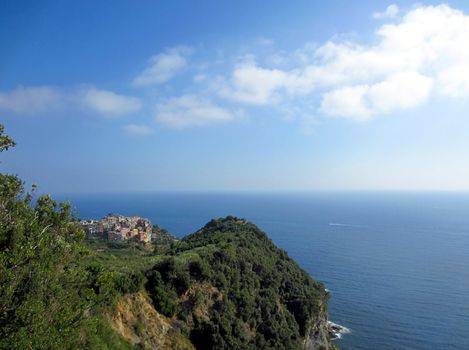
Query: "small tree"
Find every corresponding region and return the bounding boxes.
[0,123,93,349]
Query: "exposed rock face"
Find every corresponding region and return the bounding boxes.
[303,298,331,350]
[111,292,195,350]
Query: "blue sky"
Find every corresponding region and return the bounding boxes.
[2,0,469,193]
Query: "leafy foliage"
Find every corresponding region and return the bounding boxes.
[0,124,136,349]
[0,124,15,153]
[145,216,328,350]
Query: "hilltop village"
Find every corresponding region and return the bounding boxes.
[81,214,172,243]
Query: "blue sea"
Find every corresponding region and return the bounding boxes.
[58,192,469,350]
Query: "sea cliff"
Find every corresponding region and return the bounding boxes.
[103,216,333,349]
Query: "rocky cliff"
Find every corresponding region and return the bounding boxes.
[303,297,331,350]
[111,291,194,350]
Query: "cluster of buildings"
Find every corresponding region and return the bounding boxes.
[81,214,153,243]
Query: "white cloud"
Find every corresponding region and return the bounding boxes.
[155,95,234,128]
[216,4,469,120]
[0,86,62,115]
[438,64,469,97]
[321,85,371,120]
[373,4,399,19]
[81,87,142,116]
[0,86,142,118]
[367,71,433,113]
[124,124,154,135]
[132,46,191,86]
[321,72,433,120]
[219,63,289,105]
[6,4,469,126]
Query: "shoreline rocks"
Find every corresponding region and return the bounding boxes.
[328,321,351,340]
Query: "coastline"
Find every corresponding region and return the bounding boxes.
[328,321,351,340]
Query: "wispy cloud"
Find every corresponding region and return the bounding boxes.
[214,4,469,120]
[124,123,154,135]
[320,72,433,120]
[217,63,290,105]
[0,86,62,115]
[372,4,399,19]
[81,87,142,116]
[0,85,142,118]
[5,4,469,128]
[155,95,234,128]
[132,46,192,87]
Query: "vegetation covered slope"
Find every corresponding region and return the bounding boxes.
[144,216,330,349]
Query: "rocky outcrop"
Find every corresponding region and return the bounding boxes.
[111,291,195,350]
[303,298,331,350]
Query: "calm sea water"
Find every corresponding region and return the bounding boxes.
[57,192,469,350]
